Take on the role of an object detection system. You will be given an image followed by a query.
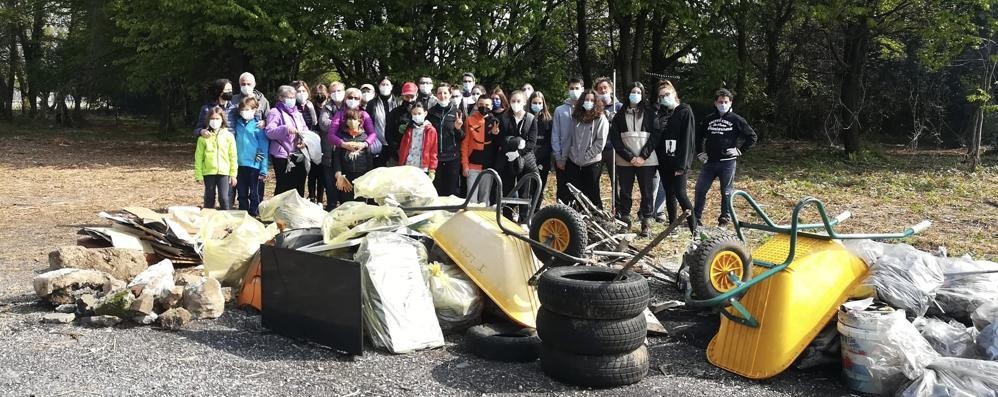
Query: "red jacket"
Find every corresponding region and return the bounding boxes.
[398,122,439,171]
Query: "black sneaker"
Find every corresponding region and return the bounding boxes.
[653,213,667,223]
[718,218,731,228]
[639,220,650,238]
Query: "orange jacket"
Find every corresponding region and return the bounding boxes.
[461,112,498,171]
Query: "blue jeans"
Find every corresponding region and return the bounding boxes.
[694,160,737,224]
[236,166,262,216]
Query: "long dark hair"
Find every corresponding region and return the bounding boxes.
[572,90,603,123]
[529,91,552,122]
[490,87,509,112]
[207,78,231,102]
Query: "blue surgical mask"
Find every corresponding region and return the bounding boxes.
[283,98,296,108]
[530,103,543,113]
[628,93,641,105]
[660,95,676,109]
[582,101,594,111]
[492,100,502,110]
[463,82,474,92]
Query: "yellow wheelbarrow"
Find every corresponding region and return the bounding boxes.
[680,190,930,379]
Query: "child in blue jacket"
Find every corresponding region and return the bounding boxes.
[232,96,270,216]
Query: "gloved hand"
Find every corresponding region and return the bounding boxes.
[255,151,265,163]
[517,139,526,150]
[428,171,436,181]
[506,151,520,162]
[697,153,708,163]
[725,148,742,157]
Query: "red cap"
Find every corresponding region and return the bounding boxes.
[402,82,417,96]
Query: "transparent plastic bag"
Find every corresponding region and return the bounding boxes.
[915,317,981,358]
[933,257,998,322]
[352,166,438,207]
[972,300,998,331]
[356,232,443,353]
[979,323,998,361]
[857,243,945,317]
[899,357,998,397]
[422,261,483,333]
[838,306,939,393]
[199,211,276,287]
[321,201,408,244]
[258,190,327,230]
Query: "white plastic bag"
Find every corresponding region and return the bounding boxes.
[854,242,945,317]
[126,259,175,298]
[199,211,276,287]
[321,201,407,244]
[899,357,998,397]
[915,317,981,358]
[972,300,998,331]
[933,256,998,322]
[978,323,998,360]
[838,305,939,393]
[422,261,482,332]
[356,232,443,353]
[299,129,323,166]
[258,190,327,230]
[352,166,438,207]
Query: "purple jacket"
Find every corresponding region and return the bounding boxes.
[327,110,377,148]
[265,104,308,159]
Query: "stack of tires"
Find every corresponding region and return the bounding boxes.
[535,266,651,388]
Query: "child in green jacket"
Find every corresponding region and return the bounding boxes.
[195,107,238,209]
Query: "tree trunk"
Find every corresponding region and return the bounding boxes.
[734,18,748,98]
[649,8,665,73]
[19,2,46,118]
[576,0,592,87]
[1,26,14,121]
[839,20,870,155]
[631,11,647,88]
[968,107,983,172]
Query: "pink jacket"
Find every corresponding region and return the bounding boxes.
[265,105,308,159]
[327,110,377,148]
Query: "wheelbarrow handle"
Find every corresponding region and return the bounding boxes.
[909,220,931,234]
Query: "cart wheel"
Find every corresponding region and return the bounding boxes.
[688,235,751,300]
[529,204,587,265]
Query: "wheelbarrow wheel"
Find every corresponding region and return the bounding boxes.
[530,204,588,265]
[689,235,751,301]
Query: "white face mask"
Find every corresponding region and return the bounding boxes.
[463,82,474,92]
[208,119,222,130]
[511,103,525,113]
[717,103,731,114]
[362,92,375,102]
[283,98,296,108]
[240,110,255,121]
[411,114,425,124]
[296,92,308,103]
[600,93,612,103]
[660,95,677,110]
[419,83,433,94]
[240,85,254,96]
[582,101,594,111]
[451,96,462,106]
[379,84,392,96]
[345,99,360,109]
[530,103,543,113]
[628,93,641,105]
[568,88,583,101]
[331,91,345,102]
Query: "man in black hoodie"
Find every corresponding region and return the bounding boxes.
[428,83,465,196]
[693,88,758,227]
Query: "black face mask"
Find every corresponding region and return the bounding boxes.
[477,106,489,115]
[315,94,327,103]
[220,92,233,101]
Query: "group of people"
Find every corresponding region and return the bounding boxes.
[192,71,758,236]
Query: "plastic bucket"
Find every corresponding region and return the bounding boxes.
[836,309,906,394]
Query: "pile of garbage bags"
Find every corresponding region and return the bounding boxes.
[837,240,998,396]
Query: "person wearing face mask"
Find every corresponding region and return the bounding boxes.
[552,78,585,205]
[331,109,375,204]
[266,85,310,196]
[563,90,608,208]
[313,84,329,108]
[195,107,238,210]
[291,80,318,131]
[461,96,500,204]
[496,90,539,222]
[595,77,622,212]
[693,88,758,227]
[366,77,400,167]
[399,102,439,178]
[609,82,658,237]
[385,81,419,166]
[653,80,698,234]
[521,84,535,103]
[290,80,325,205]
[359,84,376,108]
[230,72,271,125]
[528,91,553,207]
[490,88,509,116]
[323,88,378,209]
[232,96,269,216]
[461,73,478,113]
[194,79,237,138]
[417,76,435,109]
[427,83,466,197]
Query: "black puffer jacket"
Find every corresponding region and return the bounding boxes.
[428,103,464,162]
